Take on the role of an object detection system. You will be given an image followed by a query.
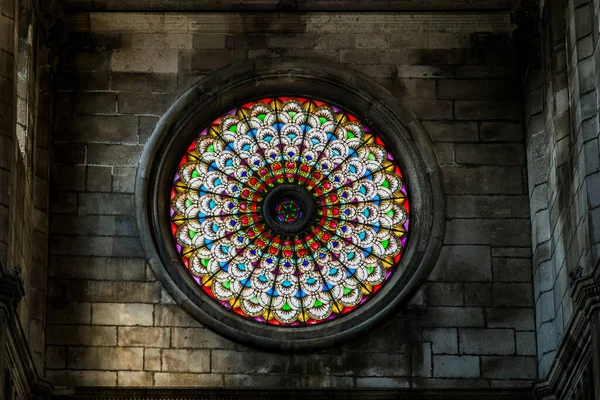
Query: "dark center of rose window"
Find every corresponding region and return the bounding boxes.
[262,184,317,235]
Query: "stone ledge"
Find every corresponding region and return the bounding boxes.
[63,12,511,34]
[52,387,532,400]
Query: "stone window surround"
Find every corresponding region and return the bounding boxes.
[135,57,445,351]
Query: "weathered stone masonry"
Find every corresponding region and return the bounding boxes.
[45,11,536,389]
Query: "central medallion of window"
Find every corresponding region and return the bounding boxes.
[170,97,410,326]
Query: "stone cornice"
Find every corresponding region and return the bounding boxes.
[61,0,518,12]
[532,258,600,400]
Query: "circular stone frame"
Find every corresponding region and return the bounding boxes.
[136,58,445,351]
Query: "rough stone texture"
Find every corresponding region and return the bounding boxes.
[0,0,54,374]
[524,0,600,378]
[44,8,535,390]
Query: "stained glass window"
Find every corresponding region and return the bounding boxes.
[170,97,409,326]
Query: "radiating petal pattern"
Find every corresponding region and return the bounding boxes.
[170,97,409,326]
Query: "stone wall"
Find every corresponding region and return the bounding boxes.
[0,0,53,375]
[525,0,600,378]
[47,11,536,389]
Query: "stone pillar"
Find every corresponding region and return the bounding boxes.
[592,312,600,399]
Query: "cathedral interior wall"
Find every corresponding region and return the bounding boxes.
[44,10,537,389]
[524,0,600,379]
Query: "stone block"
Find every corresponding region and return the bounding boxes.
[455,100,522,120]
[119,327,170,347]
[51,165,86,191]
[428,32,470,48]
[49,256,146,281]
[92,303,153,326]
[172,327,235,349]
[422,121,479,143]
[139,116,160,143]
[144,348,161,371]
[583,138,600,175]
[111,72,177,93]
[480,122,523,142]
[162,349,210,373]
[459,328,515,355]
[433,143,454,165]
[50,215,137,236]
[355,377,410,388]
[355,34,389,48]
[212,350,289,374]
[537,290,554,323]
[52,143,86,165]
[412,343,433,377]
[118,93,174,115]
[178,49,244,72]
[267,34,316,49]
[442,166,524,194]
[455,143,524,166]
[112,166,137,193]
[59,280,160,303]
[340,49,381,64]
[446,195,529,219]
[429,245,491,282]
[332,352,410,377]
[455,65,514,78]
[45,346,67,369]
[46,302,91,324]
[402,99,453,120]
[64,51,109,71]
[313,33,354,49]
[433,355,479,378]
[421,328,458,354]
[87,144,144,166]
[481,356,536,379]
[46,325,117,346]
[342,318,410,353]
[117,371,153,387]
[78,193,134,215]
[492,257,532,282]
[516,331,536,356]
[486,308,534,330]
[492,283,533,307]
[437,79,515,99]
[46,370,117,386]
[444,219,531,247]
[121,33,165,49]
[87,166,112,192]
[55,115,138,143]
[112,48,178,73]
[166,33,193,49]
[412,307,485,328]
[68,347,143,370]
[386,79,436,99]
[397,65,453,78]
[154,305,202,327]
[403,49,465,65]
[464,283,492,306]
[56,92,116,115]
[56,71,110,91]
[423,282,463,306]
[574,4,592,39]
[154,373,223,387]
[50,235,143,257]
[537,321,558,355]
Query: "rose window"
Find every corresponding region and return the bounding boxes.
[170,97,410,326]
